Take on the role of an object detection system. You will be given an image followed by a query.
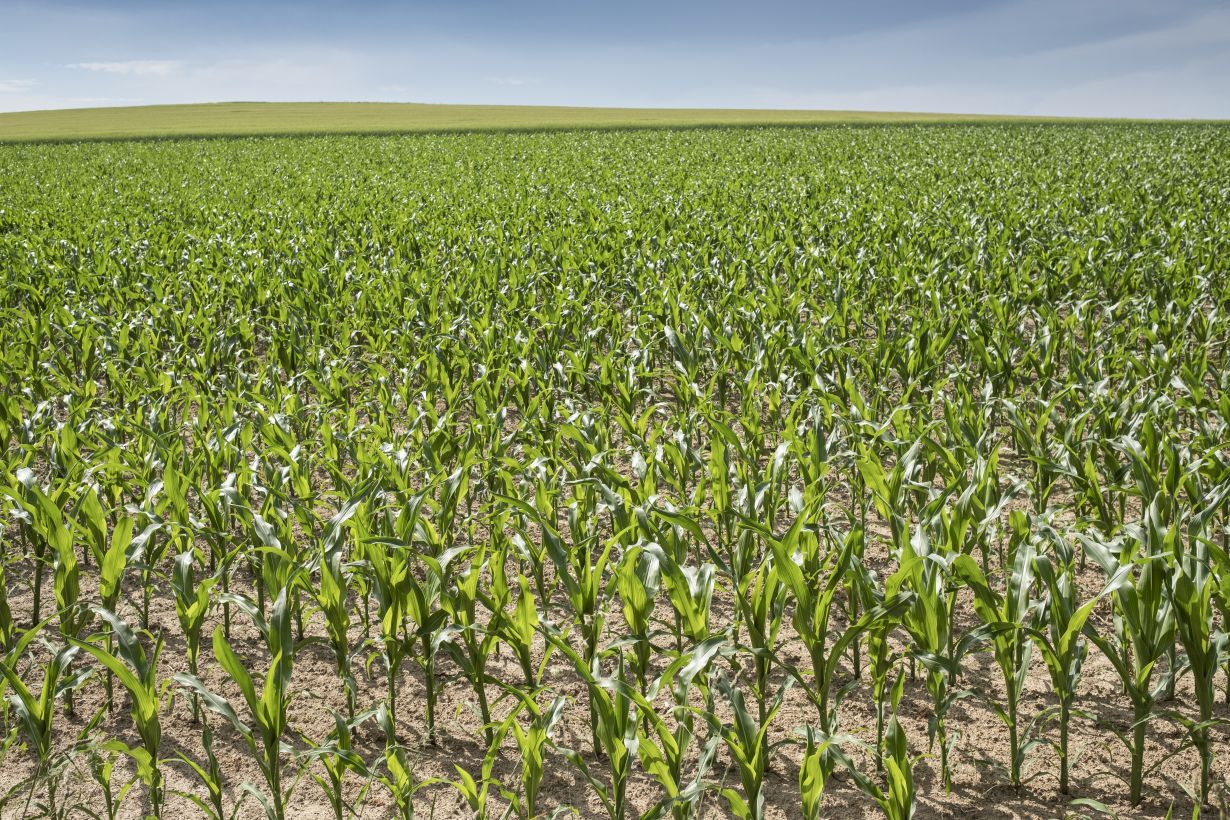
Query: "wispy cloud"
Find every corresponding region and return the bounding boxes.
[488,75,538,87]
[68,60,182,76]
[0,79,37,93]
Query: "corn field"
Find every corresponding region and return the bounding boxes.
[1,124,1229,818]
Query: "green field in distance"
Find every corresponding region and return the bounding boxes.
[0,100,1105,142]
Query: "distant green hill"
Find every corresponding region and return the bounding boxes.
[0,101,1088,143]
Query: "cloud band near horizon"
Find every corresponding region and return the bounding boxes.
[1,0,1227,118]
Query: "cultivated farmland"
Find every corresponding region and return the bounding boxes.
[1,123,1229,818]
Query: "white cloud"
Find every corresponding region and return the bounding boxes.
[0,79,36,93]
[68,60,182,76]
[488,76,538,87]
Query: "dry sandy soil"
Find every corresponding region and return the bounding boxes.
[0,531,1227,820]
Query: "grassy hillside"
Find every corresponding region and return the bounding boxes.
[0,100,1076,142]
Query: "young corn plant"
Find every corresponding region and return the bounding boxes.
[646,539,716,651]
[176,586,299,820]
[890,523,962,791]
[50,508,87,716]
[1169,538,1229,806]
[854,562,912,772]
[1081,531,1176,805]
[635,637,727,820]
[440,713,503,820]
[1030,526,1126,794]
[170,548,216,724]
[490,691,568,820]
[798,727,830,820]
[732,556,787,726]
[1211,542,1230,706]
[171,720,243,820]
[301,709,374,820]
[439,545,499,742]
[82,739,137,820]
[0,562,13,654]
[370,503,456,746]
[404,553,450,746]
[364,534,414,735]
[1,625,82,819]
[704,670,793,820]
[754,513,913,739]
[490,570,548,692]
[71,609,167,818]
[841,674,917,820]
[503,488,614,750]
[311,481,375,719]
[314,551,360,718]
[4,467,68,628]
[614,543,661,692]
[82,512,140,711]
[544,631,641,820]
[371,705,432,820]
[952,543,1036,787]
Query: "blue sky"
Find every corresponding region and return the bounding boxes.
[1,0,1228,117]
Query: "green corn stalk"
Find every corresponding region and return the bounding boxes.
[856,439,924,554]
[49,509,86,716]
[854,562,911,772]
[71,609,166,818]
[402,552,450,746]
[1,622,82,817]
[1209,543,1230,705]
[129,515,171,632]
[300,709,373,820]
[440,712,504,820]
[754,512,912,740]
[4,468,62,628]
[492,571,546,692]
[176,586,298,820]
[952,542,1036,787]
[314,551,359,718]
[797,727,829,820]
[1169,539,1229,806]
[548,648,640,820]
[1081,532,1176,805]
[83,740,137,820]
[635,637,727,820]
[704,671,792,820]
[439,545,498,743]
[362,490,432,736]
[646,534,716,651]
[614,543,661,692]
[0,562,12,654]
[0,634,84,820]
[490,690,567,820]
[502,488,614,751]
[1030,528,1126,794]
[170,720,243,820]
[365,535,413,735]
[198,483,239,640]
[734,557,787,726]
[94,517,145,713]
[312,481,373,719]
[372,705,430,820]
[842,674,916,820]
[170,549,216,724]
[1003,396,1066,513]
[891,526,961,791]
